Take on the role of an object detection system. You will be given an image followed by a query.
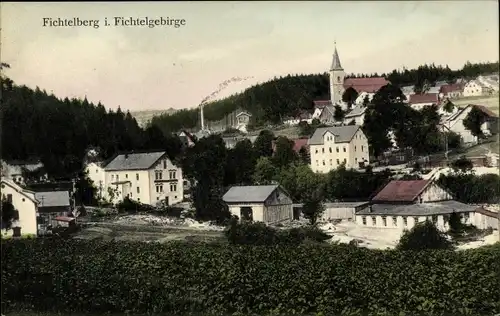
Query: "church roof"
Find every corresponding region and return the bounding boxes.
[330,44,343,71]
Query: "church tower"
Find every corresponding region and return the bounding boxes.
[329,42,345,106]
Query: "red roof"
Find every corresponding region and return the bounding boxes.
[409,93,439,105]
[372,180,431,203]
[472,104,498,118]
[440,83,464,94]
[343,77,389,93]
[292,138,309,152]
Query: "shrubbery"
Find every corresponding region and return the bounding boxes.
[224,220,332,245]
[2,239,499,316]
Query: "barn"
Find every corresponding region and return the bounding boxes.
[222,184,293,224]
[293,201,369,221]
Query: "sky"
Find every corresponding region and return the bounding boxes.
[2,1,499,112]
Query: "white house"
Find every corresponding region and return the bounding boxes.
[463,80,492,97]
[355,200,495,231]
[440,104,499,144]
[222,184,293,224]
[343,105,366,126]
[308,125,370,173]
[0,179,38,237]
[408,93,440,110]
[99,151,184,206]
[354,92,374,106]
[235,111,252,133]
[439,83,464,99]
[178,130,196,148]
[283,111,313,126]
[85,161,106,201]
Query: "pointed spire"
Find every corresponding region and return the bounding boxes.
[330,41,343,71]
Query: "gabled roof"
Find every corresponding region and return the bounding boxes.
[313,100,333,108]
[343,77,389,93]
[409,93,439,105]
[440,83,464,94]
[223,184,286,203]
[345,105,366,118]
[292,138,309,152]
[330,44,343,71]
[371,180,432,203]
[236,111,252,118]
[104,151,167,171]
[35,191,70,207]
[0,179,38,204]
[308,125,361,145]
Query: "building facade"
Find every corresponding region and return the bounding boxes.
[0,179,38,237]
[308,125,370,173]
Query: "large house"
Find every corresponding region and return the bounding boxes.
[222,184,293,224]
[440,104,499,144]
[463,80,493,97]
[408,93,440,110]
[0,179,38,237]
[439,83,464,99]
[308,125,370,173]
[86,151,183,206]
[355,179,498,231]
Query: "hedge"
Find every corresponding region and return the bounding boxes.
[1,239,500,316]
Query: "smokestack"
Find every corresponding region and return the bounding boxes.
[200,103,205,131]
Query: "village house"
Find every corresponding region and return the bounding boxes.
[222,134,258,149]
[343,105,366,126]
[235,111,252,133]
[439,83,464,99]
[463,80,493,97]
[86,161,106,201]
[308,125,370,173]
[408,93,440,110]
[439,104,499,144]
[86,151,183,206]
[222,184,293,224]
[293,201,369,221]
[355,179,498,231]
[1,179,38,237]
[401,85,415,101]
[34,190,71,234]
[283,110,313,126]
[1,160,47,186]
[178,130,196,148]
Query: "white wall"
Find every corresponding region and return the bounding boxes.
[463,81,484,97]
[310,128,369,173]
[148,158,184,206]
[321,207,355,221]
[419,183,453,203]
[85,162,106,200]
[228,204,265,221]
[104,170,150,204]
[471,211,498,230]
[1,181,38,237]
[284,118,313,126]
[344,113,365,126]
[411,102,434,110]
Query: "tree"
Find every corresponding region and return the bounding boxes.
[298,121,314,137]
[252,157,276,185]
[272,136,297,169]
[397,221,453,250]
[450,156,473,173]
[225,139,256,186]
[342,87,359,108]
[448,211,464,237]
[442,100,455,113]
[253,130,275,158]
[1,197,18,230]
[333,105,345,122]
[73,170,98,206]
[298,146,310,164]
[463,106,487,139]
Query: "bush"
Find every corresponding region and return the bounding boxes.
[397,220,453,250]
[224,221,332,245]
[116,197,154,213]
[1,239,499,316]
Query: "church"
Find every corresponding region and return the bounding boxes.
[312,43,390,124]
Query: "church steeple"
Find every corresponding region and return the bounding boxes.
[330,41,343,71]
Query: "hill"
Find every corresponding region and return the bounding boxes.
[151,61,499,135]
[131,108,178,128]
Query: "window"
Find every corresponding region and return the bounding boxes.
[315,149,318,154]
[155,171,162,180]
[157,197,160,200]
[403,217,408,226]
[136,173,139,180]
[125,174,128,179]
[382,216,387,226]
[170,183,177,192]
[322,148,325,153]
[463,212,470,223]
[414,216,419,225]
[343,147,346,152]
[169,170,176,179]
[322,160,325,165]
[329,147,332,153]
[138,198,140,202]
[116,175,119,181]
[336,159,340,165]
[336,147,339,153]
[362,216,367,225]
[137,187,140,194]
[361,146,364,152]
[329,159,332,165]
[316,160,319,166]
[337,76,340,82]
[354,146,357,151]
[155,185,163,193]
[111,175,114,180]
[355,158,358,163]
[343,158,347,163]
[22,198,25,202]
[96,169,98,173]
[371,216,376,225]
[163,160,167,169]
[392,217,397,226]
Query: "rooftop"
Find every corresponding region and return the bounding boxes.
[35,191,70,208]
[308,125,361,145]
[104,151,167,171]
[371,180,431,203]
[223,184,282,203]
[357,200,479,216]
[409,93,439,105]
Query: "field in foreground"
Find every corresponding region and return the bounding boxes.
[2,239,499,316]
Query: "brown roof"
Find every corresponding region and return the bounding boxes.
[440,83,464,94]
[472,104,498,118]
[292,138,309,152]
[343,77,389,93]
[371,180,431,203]
[409,93,439,105]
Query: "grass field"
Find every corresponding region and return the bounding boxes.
[453,93,499,114]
